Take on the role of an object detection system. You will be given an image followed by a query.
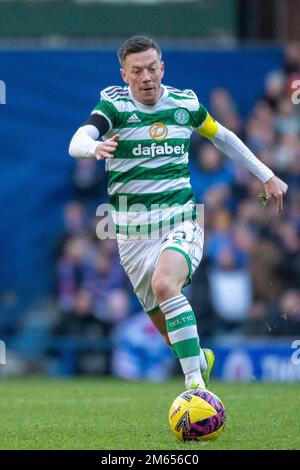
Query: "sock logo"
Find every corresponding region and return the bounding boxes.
[169,314,193,329]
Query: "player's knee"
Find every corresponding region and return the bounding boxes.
[151,274,178,303]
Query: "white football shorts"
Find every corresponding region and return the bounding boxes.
[117,220,204,315]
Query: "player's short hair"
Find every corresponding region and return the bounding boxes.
[118,36,162,65]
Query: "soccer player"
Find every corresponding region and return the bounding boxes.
[69,36,288,390]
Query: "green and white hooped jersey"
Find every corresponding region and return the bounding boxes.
[92,84,208,238]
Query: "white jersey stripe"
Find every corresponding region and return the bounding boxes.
[112,201,194,226]
[108,177,191,195]
[106,154,189,172]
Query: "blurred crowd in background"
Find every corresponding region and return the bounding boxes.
[2,44,300,379]
[189,42,300,338]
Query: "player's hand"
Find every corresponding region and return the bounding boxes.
[262,175,288,214]
[94,134,120,160]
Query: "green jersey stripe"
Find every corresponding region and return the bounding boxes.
[106,154,189,172]
[108,177,190,196]
[109,138,190,159]
[115,109,193,128]
[112,125,192,143]
[93,100,117,123]
[108,107,207,129]
[114,97,133,103]
[109,187,195,211]
[107,163,190,185]
[115,209,195,235]
[112,202,195,225]
[167,92,196,101]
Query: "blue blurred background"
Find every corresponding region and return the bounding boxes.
[0,0,299,382]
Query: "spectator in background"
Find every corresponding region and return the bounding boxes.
[111,311,175,381]
[106,289,131,325]
[284,42,300,75]
[206,210,233,260]
[245,101,275,154]
[262,70,285,111]
[203,184,234,213]
[189,143,234,203]
[286,155,300,193]
[56,201,88,263]
[265,290,300,337]
[73,158,107,204]
[288,190,300,229]
[207,246,253,333]
[242,301,270,336]
[63,201,87,235]
[274,133,300,172]
[233,222,283,302]
[275,95,300,135]
[82,248,127,321]
[205,213,253,332]
[275,221,300,290]
[54,288,107,339]
[210,88,242,135]
[52,288,111,376]
[189,259,215,338]
[56,235,91,311]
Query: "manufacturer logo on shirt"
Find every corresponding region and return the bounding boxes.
[174,108,189,125]
[127,113,141,124]
[149,122,168,140]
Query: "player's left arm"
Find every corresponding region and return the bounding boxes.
[196,114,288,214]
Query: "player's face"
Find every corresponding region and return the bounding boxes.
[121,49,164,106]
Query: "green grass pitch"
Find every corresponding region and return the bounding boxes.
[0,377,299,450]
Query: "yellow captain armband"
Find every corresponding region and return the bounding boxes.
[196,113,219,139]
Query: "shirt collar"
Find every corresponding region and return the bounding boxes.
[128,84,167,110]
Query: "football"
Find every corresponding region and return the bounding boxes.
[168,389,226,441]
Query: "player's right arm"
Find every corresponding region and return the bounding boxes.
[69,125,119,160]
[69,93,120,160]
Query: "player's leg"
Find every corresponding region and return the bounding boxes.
[151,249,207,389]
[117,234,214,388]
[149,308,214,387]
[149,310,171,346]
